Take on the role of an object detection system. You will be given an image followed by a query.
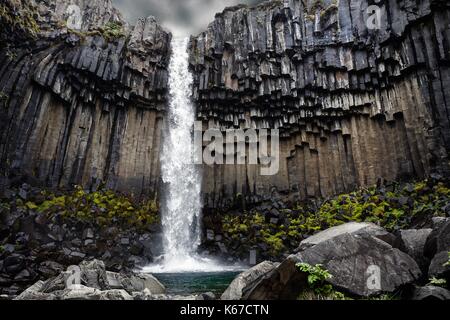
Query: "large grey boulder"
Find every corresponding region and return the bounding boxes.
[244,233,421,299]
[221,261,278,300]
[296,222,395,251]
[412,286,450,300]
[396,229,433,272]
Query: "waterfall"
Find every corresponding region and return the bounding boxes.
[160,37,202,261]
[144,37,231,273]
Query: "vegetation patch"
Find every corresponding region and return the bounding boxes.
[3,186,159,230]
[0,1,40,37]
[218,179,450,260]
[296,263,347,300]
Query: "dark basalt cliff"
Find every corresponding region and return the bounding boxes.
[0,0,171,197]
[1,0,450,209]
[189,0,450,209]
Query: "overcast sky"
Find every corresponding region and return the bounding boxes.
[112,0,264,37]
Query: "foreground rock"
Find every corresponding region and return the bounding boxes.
[296,222,395,251]
[425,219,450,280]
[221,261,278,300]
[396,229,433,272]
[15,260,166,300]
[412,286,450,301]
[242,224,421,299]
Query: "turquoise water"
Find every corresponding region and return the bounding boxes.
[153,271,241,295]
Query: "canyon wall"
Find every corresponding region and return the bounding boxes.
[189,0,450,209]
[0,0,171,197]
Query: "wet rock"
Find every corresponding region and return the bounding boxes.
[206,229,215,241]
[196,292,216,300]
[221,261,279,300]
[4,254,26,274]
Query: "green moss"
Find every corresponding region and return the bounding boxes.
[428,277,447,288]
[20,186,159,230]
[98,21,126,40]
[0,2,40,37]
[219,179,449,259]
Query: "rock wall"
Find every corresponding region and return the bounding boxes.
[0,0,171,197]
[189,0,450,208]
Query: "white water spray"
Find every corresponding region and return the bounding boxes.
[144,38,237,273]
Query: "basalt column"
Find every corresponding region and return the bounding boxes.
[189,0,450,209]
[0,0,171,197]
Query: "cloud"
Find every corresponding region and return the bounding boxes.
[112,0,265,37]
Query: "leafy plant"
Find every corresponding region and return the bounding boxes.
[428,277,447,288]
[444,252,450,267]
[99,21,125,40]
[297,263,333,295]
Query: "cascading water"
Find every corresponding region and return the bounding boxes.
[144,38,236,273]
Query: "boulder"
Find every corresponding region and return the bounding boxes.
[3,254,26,274]
[424,220,450,259]
[412,286,450,300]
[396,229,432,271]
[296,222,395,251]
[105,271,165,294]
[196,292,216,300]
[244,233,422,299]
[428,251,450,280]
[56,285,102,300]
[78,260,108,289]
[37,261,64,278]
[15,281,55,300]
[98,289,133,300]
[221,261,279,300]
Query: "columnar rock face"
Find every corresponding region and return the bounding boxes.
[0,0,171,197]
[189,0,450,208]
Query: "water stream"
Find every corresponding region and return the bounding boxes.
[143,38,240,274]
